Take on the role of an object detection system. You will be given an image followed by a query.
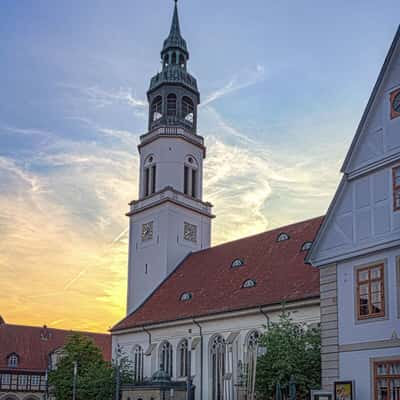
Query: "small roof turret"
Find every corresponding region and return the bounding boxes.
[162,0,188,58]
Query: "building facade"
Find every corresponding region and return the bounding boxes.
[112,2,323,399]
[307,26,400,399]
[0,318,111,400]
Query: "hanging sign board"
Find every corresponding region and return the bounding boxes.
[334,381,355,400]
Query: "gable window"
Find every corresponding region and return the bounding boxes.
[374,359,400,399]
[159,341,173,377]
[357,264,385,320]
[277,233,290,242]
[178,339,188,377]
[393,166,400,211]
[133,346,144,383]
[231,258,245,268]
[8,354,18,368]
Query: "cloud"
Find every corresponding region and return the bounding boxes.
[202,65,266,106]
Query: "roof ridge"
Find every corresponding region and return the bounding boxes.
[192,215,324,255]
[2,323,109,336]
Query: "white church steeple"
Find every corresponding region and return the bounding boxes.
[126,1,214,314]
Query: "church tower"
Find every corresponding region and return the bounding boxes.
[126,0,214,314]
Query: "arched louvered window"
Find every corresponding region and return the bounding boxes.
[210,335,226,400]
[179,54,185,68]
[172,52,177,65]
[133,345,144,382]
[159,341,173,377]
[178,339,189,377]
[151,96,163,122]
[167,94,177,117]
[182,97,194,125]
[164,53,169,67]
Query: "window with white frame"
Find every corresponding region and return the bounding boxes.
[133,345,144,383]
[159,341,173,377]
[17,374,28,387]
[31,375,41,386]
[8,354,18,368]
[178,339,189,377]
[1,374,11,386]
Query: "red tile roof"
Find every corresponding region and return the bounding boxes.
[0,322,111,372]
[112,216,324,332]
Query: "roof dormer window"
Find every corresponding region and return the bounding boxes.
[301,241,313,252]
[277,232,290,242]
[180,292,193,302]
[242,279,256,289]
[7,353,19,368]
[231,258,245,268]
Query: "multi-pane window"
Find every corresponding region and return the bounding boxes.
[159,341,173,377]
[8,354,18,368]
[357,264,385,320]
[1,374,11,386]
[31,375,41,386]
[18,374,28,388]
[393,166,400,211]
[178,339,189,377]
[133,346,144,383]
[374,360,400,400]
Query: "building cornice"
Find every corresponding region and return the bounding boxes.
[111,296,320,335]
[127,186,215,219]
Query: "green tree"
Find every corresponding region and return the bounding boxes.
[49,333,133,400]
[255,312,321,399]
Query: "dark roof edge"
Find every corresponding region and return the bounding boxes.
[111,294,320,333]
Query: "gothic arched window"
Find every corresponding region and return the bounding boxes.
[172,52,177,65]
[178,339,188,377]
[244,330,260,395]
[151,96,163,122]
[159,341,173,377]
[133,345,144,382]
[210,335,225,400]
[182,97,194,125]
[167,94,177,117]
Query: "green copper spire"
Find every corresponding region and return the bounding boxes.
[162,0,188,57]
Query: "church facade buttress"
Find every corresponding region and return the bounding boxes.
[126,1,214,314]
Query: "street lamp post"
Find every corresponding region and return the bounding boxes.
[72,361,78,400]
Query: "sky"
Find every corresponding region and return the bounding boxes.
[0,0,399,332]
